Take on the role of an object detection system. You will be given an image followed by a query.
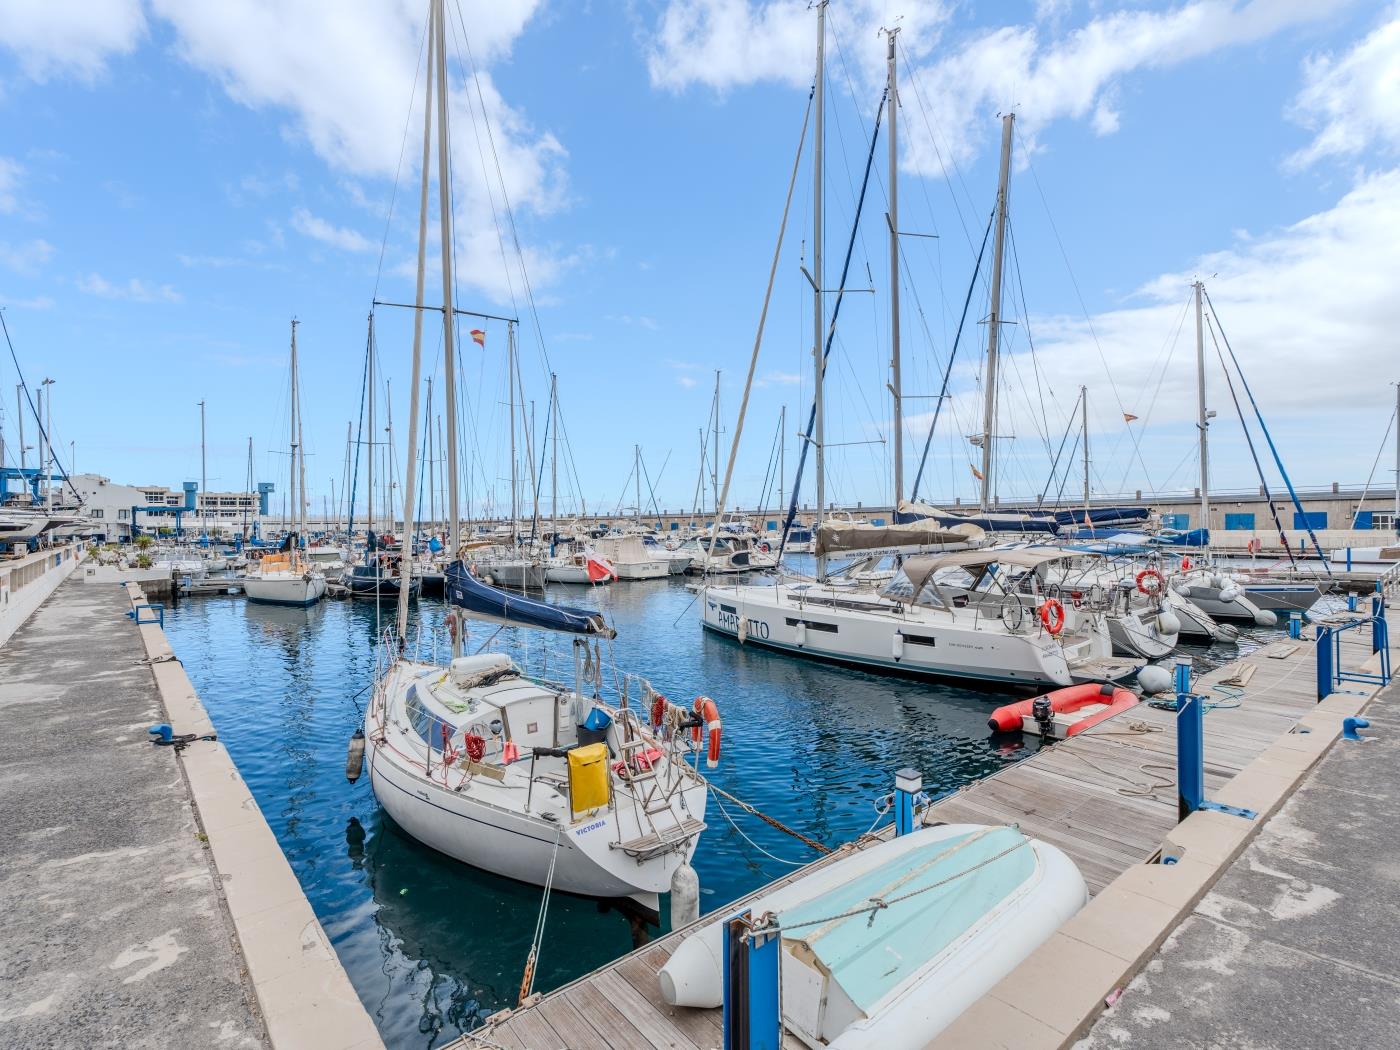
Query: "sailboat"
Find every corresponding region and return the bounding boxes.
[700,24,1137,687]
[365,0,712,921]
[243,320,328,607]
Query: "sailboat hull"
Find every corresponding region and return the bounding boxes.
[243,574,327,606]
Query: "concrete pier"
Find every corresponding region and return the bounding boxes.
[1079,681,1400,1049]
[0,578,382,1050]
[0,580,268,1048]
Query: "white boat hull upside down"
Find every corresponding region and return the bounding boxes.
[659,823,1087,1049]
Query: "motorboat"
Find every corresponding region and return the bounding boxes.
[702,548,1143,688]
[593,534,668,580]
[658,823,1086,1048]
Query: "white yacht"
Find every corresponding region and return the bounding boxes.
[593,534,668,580]
[243,545,328,607]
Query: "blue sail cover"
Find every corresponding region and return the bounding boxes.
[895,507,1059,535]
[1049,507,1151,528]
[445,561,615,638]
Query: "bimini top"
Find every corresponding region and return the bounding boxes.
[889,547,1093,600]
[446,561,615,638]
[778,825,1034,1014]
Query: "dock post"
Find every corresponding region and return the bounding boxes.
[723,909,781,1050]
[1173,657,1192,706]
[1316,625,1334,702]
[1288,611,1302,640]
[1176,695,1206,821]
[894,768,922,837]
[1347,594,1358,612]
[1374,594,1387,654]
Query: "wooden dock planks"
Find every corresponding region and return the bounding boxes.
[449,601,1400,1049]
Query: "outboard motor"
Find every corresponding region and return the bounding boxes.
[1032,695,1055,739]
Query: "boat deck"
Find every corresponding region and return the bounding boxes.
[448,598,1399,1049]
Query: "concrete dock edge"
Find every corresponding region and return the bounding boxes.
[123,582,385,1050]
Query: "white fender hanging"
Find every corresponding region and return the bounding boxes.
[892,630,905,662]
[795,620,807,648]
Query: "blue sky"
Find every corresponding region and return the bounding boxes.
[1,0,1398,520]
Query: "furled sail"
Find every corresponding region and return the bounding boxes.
[896,499,1058,535]
[445,561,616,637]
[814,520,983,557]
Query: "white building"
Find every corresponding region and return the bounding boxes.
[68,474,270,541]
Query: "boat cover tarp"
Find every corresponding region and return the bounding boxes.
[815,520,982,557]
[896,499,1058,535]
[445,561,615,638]
[892,547,1095,599]
[778,825,1033,1012]
[1047,506,1151,527]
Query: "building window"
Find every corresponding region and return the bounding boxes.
[1224,513,1255,530]
[118,509,129,520]
[1293,511,1327,531]
[1372,512,1396,532]
[91,509,104,519]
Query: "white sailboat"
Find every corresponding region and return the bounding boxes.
[243,320,327,607]
[366,0,712,922]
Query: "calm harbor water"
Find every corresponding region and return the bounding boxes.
[163,569,1274,1049]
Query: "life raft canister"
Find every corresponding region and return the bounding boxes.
[1136,568,1165,596]
[691,696,722,769]
[1038,598,1066,635]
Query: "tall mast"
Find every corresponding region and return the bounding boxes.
[293,321,308,543]
[813,0,828,578]
[1194,280,1210,541]
[712,370,720,518]
[288,320,300,546]
[199,399,207,531]
[16,386,25,476]
[425,379,435,536]
[550,373,558,540]
[635,445,641,521]
[244,436,253,539]
[367,313,375,548]
[396,0,435,642]
[980,112,1014,512]
[886,26,902,510]
[508,322,518,541]
[1081,385,1090,514]
[779,404,786,515]
[1393,381,1398,537]
[434,0,461,561]
[341,421,351,539]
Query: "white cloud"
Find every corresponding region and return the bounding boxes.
[0,294,54,310]
[0,238,53,274]
[677,375,698,389]
[0,156,22,213]
[291,207,373,252]
[149,0,567,301]
[0,0,145,80]
[648,1,1339,171]
[1286,7,1400,169]
[77,272,181,303]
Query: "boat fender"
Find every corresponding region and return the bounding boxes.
[502,740,520,764]
[892,630,904,662]
[795,620,807,647]
[1135,568,1165,596]
[345,729,366,782]
[1214,623,1241,643]
[1038,598,1065,635]
[670,863,700,930]
[691,696,722,768]
[1137,664,1173,695]
[737,617,748,644]
[1219,584,1242,603]
[1253,608,1278,627]
[1155,611,1181,636]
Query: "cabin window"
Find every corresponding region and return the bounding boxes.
[785,617,837,633]
[902,633,937,647]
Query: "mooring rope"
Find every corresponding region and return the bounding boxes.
[707,783,832,855]
[517,822,562,1005]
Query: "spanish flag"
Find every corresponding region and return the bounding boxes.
[1123,412,1139,423]
[470,328,486,347]
[970,464,984,481]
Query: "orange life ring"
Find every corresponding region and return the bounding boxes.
[1180,556,1192,571]
[1038,598,1065,636]
[1136,568,1164,596]
[691,696,722,769]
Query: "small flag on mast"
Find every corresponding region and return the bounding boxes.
[970,464,984,481]
[1123,412,1139,422]
[470,329,486,347]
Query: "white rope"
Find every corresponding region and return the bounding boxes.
[712,794,809,868]
[519,822,562,1002]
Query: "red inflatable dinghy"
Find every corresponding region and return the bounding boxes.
[988,683,1138,739]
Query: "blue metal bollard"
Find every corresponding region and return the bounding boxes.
[1374,595,1387,654]
[723,909,780,1050]
[1316,625,1334,702]
[1177,696,1205,822]
[894,768,922,837]
[1347,594,1358,612]
[1343,717,1371,741]
[1174,657,1192,709]
[1289,611,1303,640]
[148,723,173,744]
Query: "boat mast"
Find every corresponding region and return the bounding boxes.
[394,1,435,642]
[712,370,720,519]
[425,378,435,537]
[1081,385,1090,516]
[886,26,902,511]
[508,321,518,543]
[635,444,641,522]
[288,320,300,550]
[980,112,1014,513]
[550,373,557,542]
[1393,380,1398,538]
[434,0,461,566]
[244,436,253,540]
[367,313,375,552]
[294,321,308,547]
[1194,280,1210,542]
[779,404,786,515]
[199,399,206,533]
[813,0,828,579]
